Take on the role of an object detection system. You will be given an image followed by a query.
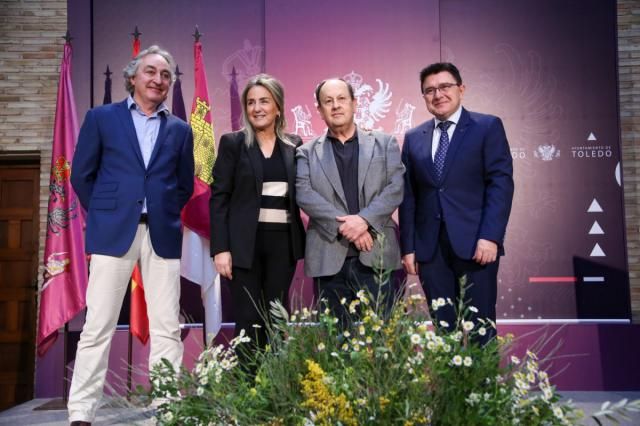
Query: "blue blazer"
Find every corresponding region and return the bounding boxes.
[71,99,194,259]
[399,108,513,262]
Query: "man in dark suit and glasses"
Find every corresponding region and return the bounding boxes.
[399,62,514,344]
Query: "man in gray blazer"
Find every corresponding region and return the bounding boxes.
[296,78,404,324]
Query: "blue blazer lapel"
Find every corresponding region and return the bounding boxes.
[115,100,145,168]
[422,119,438,183]
[440,108,471,182]
[315,134,348,210]
[148,114,167,168]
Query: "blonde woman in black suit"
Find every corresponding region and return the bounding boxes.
[210,74,305,355]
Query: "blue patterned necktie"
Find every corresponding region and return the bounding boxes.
[434,120,453,179]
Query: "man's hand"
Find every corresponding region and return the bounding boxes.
[402,253,418,275]
[214,251,233,279]
[354,232,374,252]
[336,214,369,242]
[472,239,498,265]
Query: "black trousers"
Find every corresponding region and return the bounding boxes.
[418,223,498,345]
[231,228,296,350]
[316,257,394,328]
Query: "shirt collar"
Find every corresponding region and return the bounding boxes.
[127,95,170,116]
[326,126,358,144]
[434,105,462,128]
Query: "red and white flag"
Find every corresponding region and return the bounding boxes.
[181,36,220,344]
[129,29,149,344]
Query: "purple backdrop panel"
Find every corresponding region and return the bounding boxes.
[265,0,440,142]
[68,0,92,118]
[71,0,627,322]
[42,0,630,400]
[440,0,628,320]
[91,0,265,137]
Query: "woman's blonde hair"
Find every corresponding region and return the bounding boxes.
[241,74,293,147]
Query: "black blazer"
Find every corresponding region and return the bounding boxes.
[210,131,305,269]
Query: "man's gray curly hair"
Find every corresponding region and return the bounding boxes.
[123,45,176,93]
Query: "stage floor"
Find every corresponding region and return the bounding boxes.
[1,392,639,425]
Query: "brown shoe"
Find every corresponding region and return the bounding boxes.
[70,422,91,426]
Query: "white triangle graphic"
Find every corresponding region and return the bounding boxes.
[590,243,606,257]
[587,132,597,141]
[587,199,603,213]
[589,221,604,235]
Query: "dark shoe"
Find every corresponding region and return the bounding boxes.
[70,422,91,426]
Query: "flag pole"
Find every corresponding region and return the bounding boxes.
[61,29,75,407]
[63,322,69,403]
[194,25,206,348]
[35,30,88,411]
[33,321,72,411]
[127,325,133,397]
[126,25,148,397]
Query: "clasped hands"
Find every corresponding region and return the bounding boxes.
[336,214,373,252]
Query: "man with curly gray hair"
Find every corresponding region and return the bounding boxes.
[67,45,194,425]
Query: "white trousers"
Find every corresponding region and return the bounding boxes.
[68,224,183,423]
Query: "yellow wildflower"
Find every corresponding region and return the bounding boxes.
[300,360,357,426]
[379,396,390,411]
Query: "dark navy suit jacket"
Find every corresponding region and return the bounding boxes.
[71,99,194,259]
[399,107,513,262]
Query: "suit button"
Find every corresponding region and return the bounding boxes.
[137,199,143,205]
[439,188,444,192]
[436,214,441,220]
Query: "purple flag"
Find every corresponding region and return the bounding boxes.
[37,41,88,356]
[172,65,187,121]
[102,65,112,105]
[230,66,242,131]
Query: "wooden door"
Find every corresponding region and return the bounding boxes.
[0,164,39,410]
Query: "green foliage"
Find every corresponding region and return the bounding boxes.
[143,279,602,425]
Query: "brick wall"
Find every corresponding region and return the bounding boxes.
[0,0,66,290]
[0,0,638,320]
[618,0,640,321]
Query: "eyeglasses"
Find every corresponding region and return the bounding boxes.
[422,82,459,98]
[321,95,351,107]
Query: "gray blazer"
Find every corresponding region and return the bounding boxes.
[296,127,405,277]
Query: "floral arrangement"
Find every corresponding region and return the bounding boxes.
[144,279,639,425]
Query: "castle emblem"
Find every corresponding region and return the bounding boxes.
[190,97,216,184]
[534,144,560,161]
